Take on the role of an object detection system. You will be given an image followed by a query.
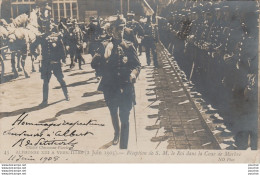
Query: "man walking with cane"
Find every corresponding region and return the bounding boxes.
[91,15,141,149]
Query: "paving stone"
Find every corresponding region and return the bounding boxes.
[190,145,203,149]
[167,144,177,149]
[174,135,187,141]
[175,140,189,145]
[176,144,190,149]
[143,44,220,150]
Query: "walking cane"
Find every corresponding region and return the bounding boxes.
[132,85,138,146]
[133,102,138,145]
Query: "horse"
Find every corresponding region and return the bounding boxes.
[26,8,42,72]
[6,10,42,78]
[0,21,11,81]
[0,54,4,83]
[0,23,9,60]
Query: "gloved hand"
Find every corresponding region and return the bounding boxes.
[104,42,113,59]
[130,73,136,84]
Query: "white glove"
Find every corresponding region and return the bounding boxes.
[104,42,114,59]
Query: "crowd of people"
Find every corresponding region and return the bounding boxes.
[0,3,160,149]
[0,4,159,77]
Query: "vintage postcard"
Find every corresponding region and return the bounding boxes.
[0,0,259,163]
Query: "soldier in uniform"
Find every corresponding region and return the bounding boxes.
[38,3,52,33]
[142,16,159,67]
[31,22,69,106]
[91,16,141,149]
[86,17,102,57]
[126,12,144,55]
[69,20,85,69]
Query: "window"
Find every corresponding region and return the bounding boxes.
[72,2,77,19]
[11,0,36,18]
[66,3,71,17]
[11,0,35,3]
[53,3,59,20]
[52,0,78,21]
[59,3,65,18]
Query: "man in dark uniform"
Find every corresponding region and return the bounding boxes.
[38,3,52,33]
[86,17,102,57]
[126,12,144,55]
[32,22,69,106]
[142,16,159,67]
[91,15,141,149]
[69,19,85,69]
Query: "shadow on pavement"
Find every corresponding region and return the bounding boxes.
[82,91,103,98]
[68,70,95,77]
[0,100,64,119]
[0,73,29,84]
[38,99,107,123]
[54,99,106,118]
[53,77,98,89]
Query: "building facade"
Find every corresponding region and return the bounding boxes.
[1,0,156,23]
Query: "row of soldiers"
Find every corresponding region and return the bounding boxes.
[158,1,258,150]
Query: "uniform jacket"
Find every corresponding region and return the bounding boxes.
[143,23,159,44]
[69,26,83,49]
[87,22,102,42]
[124,27,138,47]
[126,20,144,36]
[91,39,141,92]
[32,32,66,63]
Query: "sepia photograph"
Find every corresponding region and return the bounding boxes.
[0,0,259,163]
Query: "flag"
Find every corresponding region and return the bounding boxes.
[140,0,154,16]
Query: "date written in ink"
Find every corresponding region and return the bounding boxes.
[40,156,60,163]
[8,154,60,163]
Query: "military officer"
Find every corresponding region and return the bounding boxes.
[91,15,141,149]
[126,12,144,55]
[31,22,69,106]
[38,3,52,33]
[86,17,102,57]
[142,16,159,67]
[69,20,85,69]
